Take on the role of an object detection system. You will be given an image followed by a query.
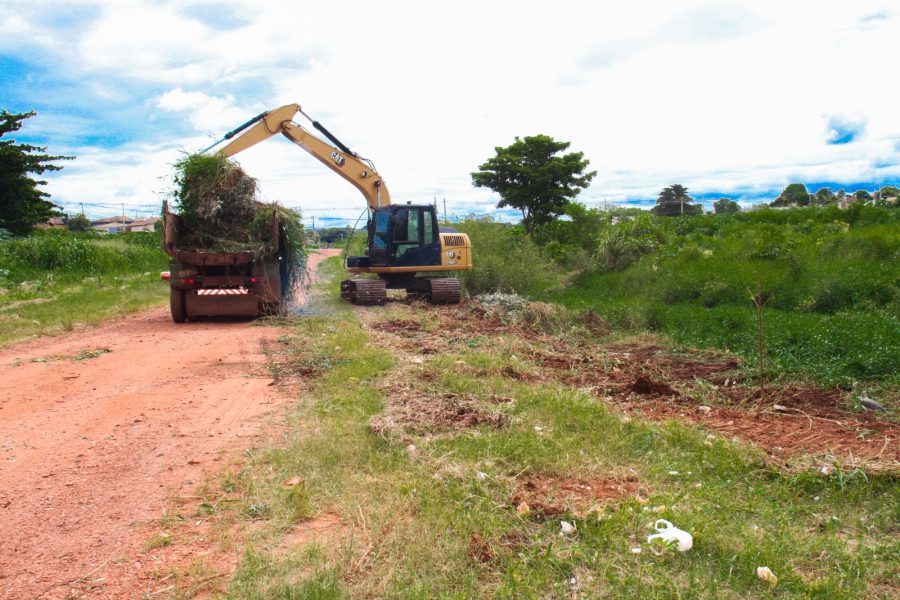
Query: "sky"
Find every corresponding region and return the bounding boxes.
[1,0,899,226]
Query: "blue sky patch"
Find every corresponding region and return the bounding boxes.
[826,115,866,145]
[180,3,251,30]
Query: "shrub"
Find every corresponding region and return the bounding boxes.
[454,217,565,297]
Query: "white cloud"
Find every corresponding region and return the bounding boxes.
[5,0,899,222]
[156,88,250,133]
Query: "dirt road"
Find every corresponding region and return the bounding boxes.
[0,249,340,599]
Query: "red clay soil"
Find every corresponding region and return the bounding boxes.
[0,249,339,599]
[386,304,899,467]
[630,400,899,465]
[510,475,641,520]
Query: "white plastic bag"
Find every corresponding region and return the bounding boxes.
[646,519,693,552]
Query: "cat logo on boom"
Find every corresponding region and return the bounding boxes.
[330,151,345,167]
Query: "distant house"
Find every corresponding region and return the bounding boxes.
[129,217,159,232]
[837,196,859,210]
[90,216,160,233]
[91,216,135,233]
[36,216,68,229]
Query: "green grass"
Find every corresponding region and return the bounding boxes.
[0,229,168,346]
[212,260,899,598]
[535,206,900,389]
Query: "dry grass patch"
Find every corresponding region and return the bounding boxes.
[369,389,507,441]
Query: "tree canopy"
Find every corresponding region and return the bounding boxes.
[651,184,702,216]
[67,213,91,232]
[771,183,810,207]
[471,135,596,233]
[0,110,72,235]
[877,186,900,199]
[713,197,740,214]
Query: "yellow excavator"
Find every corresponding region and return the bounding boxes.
[207,103,472,305]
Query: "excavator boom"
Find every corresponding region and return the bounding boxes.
[213,103,391,209]
[206,101,471,306]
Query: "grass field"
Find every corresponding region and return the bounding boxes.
[161,258,898,599]
[0,230,168,345]
[453,206,899,391]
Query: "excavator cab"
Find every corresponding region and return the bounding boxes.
[363,204,441,268]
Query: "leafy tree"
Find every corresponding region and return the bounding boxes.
[713,197,740,214]
[471,135,596,233]
[67,213,91,232]
[814,187,835,205]
[651,184,702,216]
[0,110,72,235]
[854,190,872,201]
[836,189,846,200]
[771,183,810,207]
[877,185,899,199]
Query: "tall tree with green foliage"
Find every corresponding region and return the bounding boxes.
[471,135,596,233]
[713,197,740,214]
[67,213,91,232]
[0,110,72,235]
[771,183,810,207]
[877,185,899,199]
[813,187,834,205]
[651,184,701,216]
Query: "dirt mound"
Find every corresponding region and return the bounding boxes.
[370,319,423,335]
[510,475,640,520]
[636,400,900,465]
[628,375,677,397]
[369,391,506,440]
[605,342,740,383]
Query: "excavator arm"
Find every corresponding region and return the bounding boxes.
[212,103,391,210]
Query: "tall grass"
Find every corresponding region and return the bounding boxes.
[0,229,166,283]
[450,205,898,387]
[546,205,899,387]
[453,217,567,296]
[0,229,169,345]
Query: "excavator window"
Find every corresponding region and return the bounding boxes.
[423,209,436,244]
[373,211,390,249]
[393,208,422,261]
[393,208,420,243]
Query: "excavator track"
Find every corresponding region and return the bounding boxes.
[416,277,461,304]
[340,278,387,306]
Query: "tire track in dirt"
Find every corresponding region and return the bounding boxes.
[0,249,339,599]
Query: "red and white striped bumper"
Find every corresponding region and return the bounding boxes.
[195,288,250,296]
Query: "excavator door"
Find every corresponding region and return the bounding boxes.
[386,205,441,267]
[368,210,391,266]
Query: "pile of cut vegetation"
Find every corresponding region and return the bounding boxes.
[170,153,307,292]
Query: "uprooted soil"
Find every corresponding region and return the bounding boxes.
[510,475,642,520]
[369,389,506,441]
[362,302,898,468]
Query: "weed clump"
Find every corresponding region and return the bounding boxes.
[170,153,308,294]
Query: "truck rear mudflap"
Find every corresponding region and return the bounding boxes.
[185,292,259,318]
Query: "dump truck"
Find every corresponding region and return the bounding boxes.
[160,201,289,322]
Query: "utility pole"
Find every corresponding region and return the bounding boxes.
[80,201,85,216]
[312,215,315,230]
[443,197,447,224]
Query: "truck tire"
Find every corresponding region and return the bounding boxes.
[170,289,187,323]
